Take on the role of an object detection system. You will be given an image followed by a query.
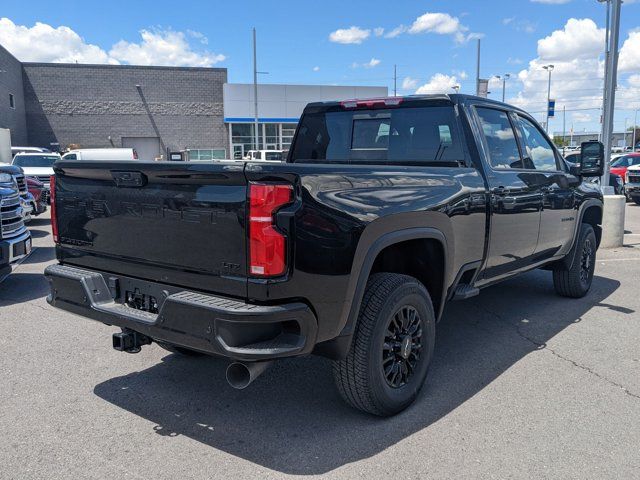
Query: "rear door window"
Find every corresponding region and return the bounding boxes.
[475,107,523,169]
[290,105,466,166]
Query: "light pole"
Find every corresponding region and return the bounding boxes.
[600,0,621,191]
[633,109,638,152]
[452,85,460,94]
[623,117,629,150]
[542,64,554,132]
[502,73,510,102]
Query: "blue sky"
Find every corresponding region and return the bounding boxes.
[1,0,639,133]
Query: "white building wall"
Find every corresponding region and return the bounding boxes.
[223,83,388,122]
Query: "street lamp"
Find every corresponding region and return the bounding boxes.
[452,85,460,93]
[542,64,554,132]
[502,73,511,102]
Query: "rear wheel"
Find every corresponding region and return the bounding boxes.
[553,223,597,298]
[155,340,204,357]
[333,273,436,416]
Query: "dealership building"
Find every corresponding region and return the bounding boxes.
[0,44,386,160]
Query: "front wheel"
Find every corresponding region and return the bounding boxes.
[553,223,597,298]
[333,273,436,416]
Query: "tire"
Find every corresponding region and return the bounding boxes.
[553,223,597,298]
[333,273,436,416]
[634,198,640,206]
[155,340,204,357]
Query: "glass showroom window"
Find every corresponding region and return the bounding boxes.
[282,123,297,150]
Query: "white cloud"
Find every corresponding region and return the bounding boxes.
[507,57,524,65]
[407,12,476,43]
[328,26,370,44]
[0,18,226,67]
[456,70,468,80]
[373,27,385,37]
[385,25,407,38]
[509,18,607,125]
[402,76,418,90]
[415,73,460,94]
[351,57,381,69]
[531,0,571,4]
[0,17,117,64]
[537,18,603,61]
[186,30,208,45]
[619,29,640,72]
[110,29,225,67]
[572,112,592,123]
[313,66,320,72]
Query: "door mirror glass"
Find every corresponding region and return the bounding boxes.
[580,141,604,176]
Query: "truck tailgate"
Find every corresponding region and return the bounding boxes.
[54,161,248,298]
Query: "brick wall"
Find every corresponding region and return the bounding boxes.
[22,63,228,154]
[0,45,27,145]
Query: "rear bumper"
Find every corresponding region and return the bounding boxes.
[45,264,318,361]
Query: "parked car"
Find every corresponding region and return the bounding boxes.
[243,150,285,162]
[0,176,32,277]
[27,177,49,214]
[45,94,604,416]
[11,146,51,157]
[0,163,35,221]
[11,153,60,188]
[61,148,138,161]
[624,165,640,205]
[564,152,624,195]
[610,153,640,181]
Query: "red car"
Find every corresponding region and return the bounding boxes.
[26,176,49,215]
[610,153,640,181]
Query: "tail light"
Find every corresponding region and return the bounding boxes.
[248,182,293,277]
[50,175,59,243]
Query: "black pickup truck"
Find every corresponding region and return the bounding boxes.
[45,94,605,416]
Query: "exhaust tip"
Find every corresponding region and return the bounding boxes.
[226,362,252,389]
[226,361,273,389]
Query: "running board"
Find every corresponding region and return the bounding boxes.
[452,284,480,300]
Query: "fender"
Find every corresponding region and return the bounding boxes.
[334,222,452,346]
[562,198,603,270]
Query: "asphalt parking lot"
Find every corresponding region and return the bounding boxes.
[1,208,640,479]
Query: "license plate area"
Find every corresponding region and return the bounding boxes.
[113,276,182,314]
[13,238,31,258]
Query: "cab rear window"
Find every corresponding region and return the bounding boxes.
[291,105,465,166]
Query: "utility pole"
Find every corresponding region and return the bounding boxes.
[562,105,566,151]
[601,0,622,190]
[633,109,638,152]
[393,64,397,96]
[543,64,554,132]
[502,73,510,103]
[253,27,259,151]
[475,39,481,96]
[623,117,629,149]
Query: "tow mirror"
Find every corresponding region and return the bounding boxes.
[579,141,604,177]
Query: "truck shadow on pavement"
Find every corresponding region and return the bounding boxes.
[93,270,623,475]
